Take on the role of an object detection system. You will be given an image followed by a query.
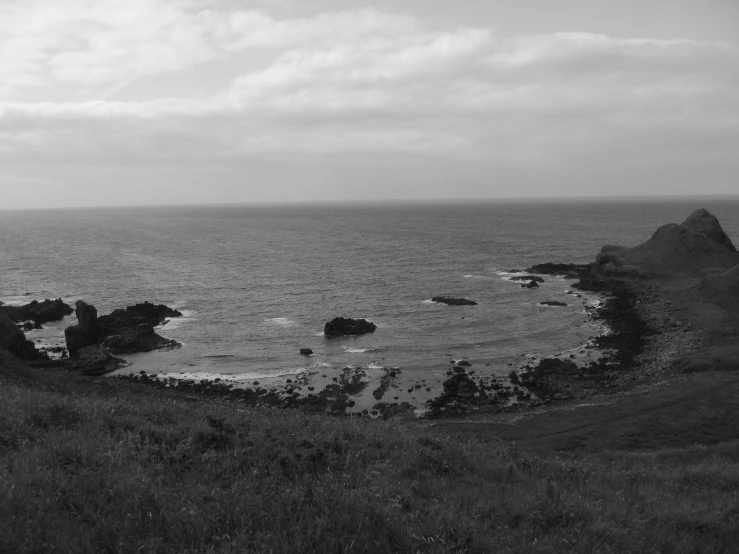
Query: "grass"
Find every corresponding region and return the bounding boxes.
[2,376,739,553]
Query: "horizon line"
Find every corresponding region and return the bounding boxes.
[2,193,739,213]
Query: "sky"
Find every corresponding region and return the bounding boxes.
[1,0,738,209]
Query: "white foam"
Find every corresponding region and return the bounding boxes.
[154,367,308,383]
[421,299,435,304]
[367,362,384,370]
[158,317,196,331]
[265,317,296,326]
[344,347,370,353]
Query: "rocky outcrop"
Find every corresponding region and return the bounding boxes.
[682,208,736,252]
[587,209,739,277]
[101,324,180,354]
[97,301,182,333]
[63,345,128,376]
[324,317,377,337]
[64,300,181,356]
[64,300,101,355]
[431,297,478,306]
[0,310,41,361]
[0,298,74,326]
[300,348,313,355]
[521,280,539,288]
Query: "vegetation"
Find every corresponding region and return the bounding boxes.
[2,375,738,553]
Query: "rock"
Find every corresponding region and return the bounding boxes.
[431,297,478,306]
[453,366,466,373]
[0,298,74,325]
[300,348,313,355]
[97,301,182,333]
[64,345,128,376]
[64,300,101,355]
[324,317,377,336]
[442,373,479,399]
[101,323,180,354]
[586,209,739,277]
[509,275,545,283]
[456,359,471,366]
[540,301,567,307]
[65,300,182,356]
[521,280,539,288]
[0,310,41,360]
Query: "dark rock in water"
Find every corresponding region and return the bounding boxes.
[98,301,182,333]
[64,345,128,376]
[453,365,466,373]
[521,280,539,288]
[101,324,180,354]
[0,298,74,325]
[0,310,41,360]
[527,263,592,278]
[324,317,377,336]
[64,300,101,355]
[442,373,479,399]
[300,348,313,355]
[509,275,545,283]
[456,359,471,366]
[431,296,478,306]
[65,300,182,356]
[540,301,567,306]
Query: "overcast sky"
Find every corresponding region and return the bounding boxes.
[1,0,738,209]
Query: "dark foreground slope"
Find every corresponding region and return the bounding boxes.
[1,363,739,554]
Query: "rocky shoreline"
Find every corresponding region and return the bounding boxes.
[3,208,736,423]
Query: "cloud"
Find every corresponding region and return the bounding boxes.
[0,2,738,207]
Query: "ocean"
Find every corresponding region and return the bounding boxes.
[2,198,738,412]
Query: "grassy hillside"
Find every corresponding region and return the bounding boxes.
[2,374,738,553]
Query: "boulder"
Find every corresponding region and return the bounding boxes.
[64,345,128,376]
[300,348,314,356]
[101,323,180,354]
[324,317,377,337]
[431,297,478,306]
[521,280,539,288]
[0,298,74,325]
[540,301,567,307]
[64,300,101,355]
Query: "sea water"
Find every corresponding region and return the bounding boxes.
[2,198,738,409]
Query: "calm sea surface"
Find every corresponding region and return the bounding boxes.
[2,198,738,409]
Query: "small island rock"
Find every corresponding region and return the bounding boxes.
[431,297,478,306]
[324,317,377,337]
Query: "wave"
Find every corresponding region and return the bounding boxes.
[265,317,297,326]
[344,347,370,353]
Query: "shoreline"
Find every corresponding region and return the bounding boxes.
[108,263,640,419]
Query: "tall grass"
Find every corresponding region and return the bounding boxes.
[1,378,738,553]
